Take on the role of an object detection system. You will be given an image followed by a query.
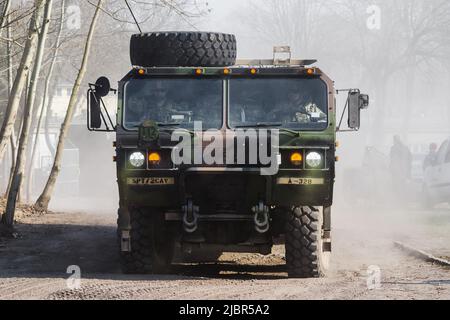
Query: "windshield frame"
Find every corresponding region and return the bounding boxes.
[121,76,225,131]
[119,74,331,133]
[227,76,329,132]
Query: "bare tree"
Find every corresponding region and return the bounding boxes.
[27,0,65,200]
[333,0,450,143]
[0,0,46,165]
[35,0,104,211]
[234,0,324,57]
[2,0,52,226]
[0,0,11,31]
[0,0,12,191]
[3,6,16,196]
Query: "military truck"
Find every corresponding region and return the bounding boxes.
[87,32,369,278]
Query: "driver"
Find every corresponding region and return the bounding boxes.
[287,89,326,123]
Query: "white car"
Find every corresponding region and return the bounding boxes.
[423,139,450,206]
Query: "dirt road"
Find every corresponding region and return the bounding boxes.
[0,203,449,300]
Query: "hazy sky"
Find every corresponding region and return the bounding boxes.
[199,0,272,58]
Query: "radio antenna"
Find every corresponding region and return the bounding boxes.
[124,0,142,33]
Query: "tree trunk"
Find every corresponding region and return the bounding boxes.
[16,75,30,205]
[1,4,12,193]
[27,0,65,201]
[5,17,17,196]
[0,0,46,165]
[44,81,57,157]
[0,0,11,31]
[2,0,53,226]
[6,132,17,197]
[35,0,104,211]
[1,0,11,191]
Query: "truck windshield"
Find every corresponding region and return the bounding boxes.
[229,78,328,131]
[123,78,223,130]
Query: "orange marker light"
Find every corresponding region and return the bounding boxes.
[250,68,257,75]
[223,68,231,75]
[138,69,145,75]
[290,152,303,166]
[195,68,203,75]
[149,152,161,165]
[306,68,314,75]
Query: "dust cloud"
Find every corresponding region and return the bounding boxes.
[3,0,448,265]
[198,0,450,266]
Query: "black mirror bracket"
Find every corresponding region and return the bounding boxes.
[87,77,117,132]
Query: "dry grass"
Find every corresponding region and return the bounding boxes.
[0,196,47,237]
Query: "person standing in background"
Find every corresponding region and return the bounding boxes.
[423,143,438,171]
[389,135,412,201]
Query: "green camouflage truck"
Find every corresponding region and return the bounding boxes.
[87,32,369,278]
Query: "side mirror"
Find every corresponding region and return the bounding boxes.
[87,76,116,132]
[348,90,369,130]
[89,91,102,129]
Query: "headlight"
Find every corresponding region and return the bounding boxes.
[129,152,145,168]
[305,152,322,168]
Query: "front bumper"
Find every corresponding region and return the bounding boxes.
[121,167,334,208]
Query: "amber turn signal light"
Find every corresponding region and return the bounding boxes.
[148,152,161,165]
[290,152,303,166]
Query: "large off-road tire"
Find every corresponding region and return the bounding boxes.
[130,32,237,67]
[285,206,331,278]
[119,209,174,274]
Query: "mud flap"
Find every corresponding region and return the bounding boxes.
[121,230,131,252]
[323,206,332,252]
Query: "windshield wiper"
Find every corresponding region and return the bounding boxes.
[233,123,302,136]
[132,122,194,135]
[234,122,283,128]
[157,123,195,136]
[157,122,181,127]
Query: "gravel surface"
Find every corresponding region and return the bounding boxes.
[0,202,449,300]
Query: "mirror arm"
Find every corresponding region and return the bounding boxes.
[100,95,116,130]
[86,89,92,131]
[87,87,116,132]
[336,97,349,131]
[99,100,110,131]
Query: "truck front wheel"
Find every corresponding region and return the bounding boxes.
[285,206,331,278]
[119,209,174,274]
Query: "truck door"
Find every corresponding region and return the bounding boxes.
[431,141,450,201]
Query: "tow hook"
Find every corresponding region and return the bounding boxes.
[182,199,199,233]
[252,201,270,234]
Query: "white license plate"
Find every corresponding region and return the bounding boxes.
[127,177,175,185]
[277,178,324,185]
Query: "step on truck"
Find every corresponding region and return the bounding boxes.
[87,32,369,278]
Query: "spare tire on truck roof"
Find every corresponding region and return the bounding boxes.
[130,31,237,67]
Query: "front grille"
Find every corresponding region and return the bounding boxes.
[185,174,265,215]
